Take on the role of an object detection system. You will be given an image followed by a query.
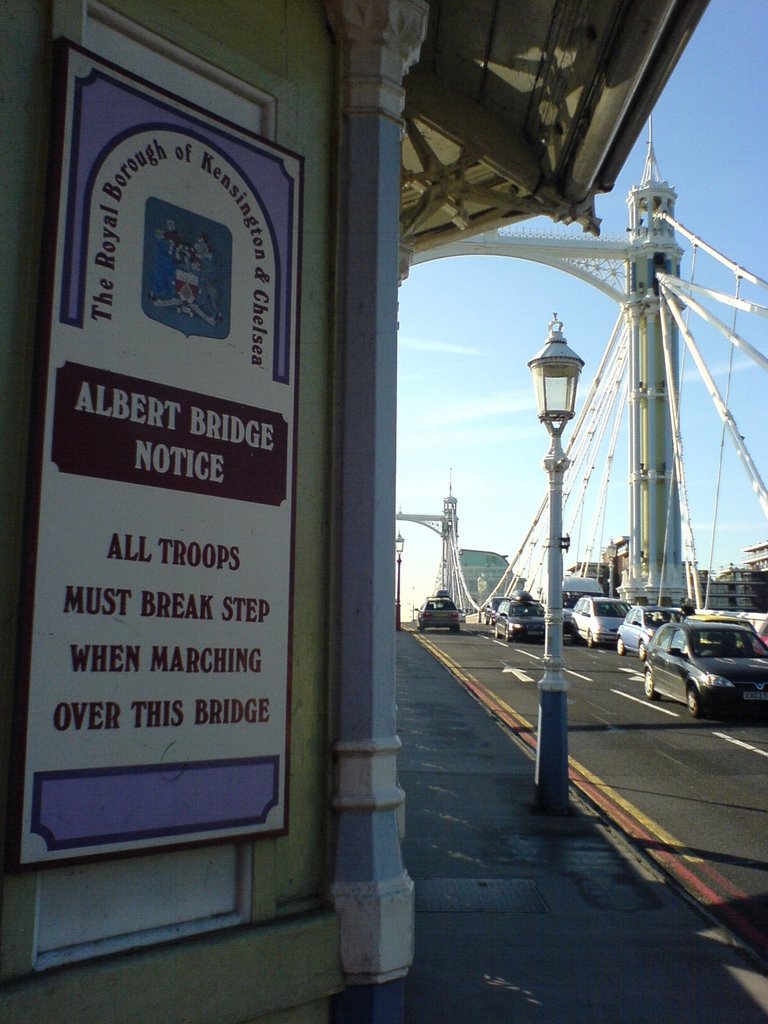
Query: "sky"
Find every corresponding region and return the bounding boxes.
[395,0,768,618]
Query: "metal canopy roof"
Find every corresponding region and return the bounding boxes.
[401,0,709,251]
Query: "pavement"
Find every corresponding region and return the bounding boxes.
[396,629,768,1023]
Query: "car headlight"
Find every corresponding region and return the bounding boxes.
[702,674,734,688]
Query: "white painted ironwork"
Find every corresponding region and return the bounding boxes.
[658,300,702,607]
[657,273,768,373]
[414,230,627,301]
[663,289,768,519]
[655,211,768,291]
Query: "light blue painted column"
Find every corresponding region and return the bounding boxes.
[323,3,428,1022]
[624,299,645,600]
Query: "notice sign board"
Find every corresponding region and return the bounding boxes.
[9,42,302,867]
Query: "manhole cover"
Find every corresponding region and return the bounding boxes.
[416,878,548,913]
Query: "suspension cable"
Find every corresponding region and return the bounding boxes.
[450,535,477,611]
[582,371,628,569]
[658,297,702,606]
[564,339,627,555]
[661,277,768,320]
[657,273,768,373]
[655,211,768,292]
[662,287,768,520]
[514,325,628,598]
[482,494,547,603]
[703,278,740,607]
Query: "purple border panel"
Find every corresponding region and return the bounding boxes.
[62,52,296,384]
[31,756,279,850]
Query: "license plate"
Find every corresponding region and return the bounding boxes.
[743,692,768,700]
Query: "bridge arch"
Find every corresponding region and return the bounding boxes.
[401,147,690,606]
[411,231,628,304]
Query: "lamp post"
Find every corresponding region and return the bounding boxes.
[604,539,617,597]
[528,314,584,812]
[395,533,405,631]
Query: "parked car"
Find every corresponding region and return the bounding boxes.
[483,596,504,626]
[617,606,681,660]
[571,596,630,647]
[417,596,461,633]
[494,593,546,642]
[644,619,768,718]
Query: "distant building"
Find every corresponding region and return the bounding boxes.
[598,539,768,610]
[701,566,768,613]
[742,541,768,572]
[459,549,509,605]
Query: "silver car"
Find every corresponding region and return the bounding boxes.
[571,596,630,647]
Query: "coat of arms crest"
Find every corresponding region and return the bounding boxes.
[142,197,231,339]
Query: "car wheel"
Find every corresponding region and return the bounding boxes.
[686,684,704,719]
[644,668,658,701]
[617,637,626,656]
[638,641,647,662]
[450,625,460,633]
[587,630,596,648]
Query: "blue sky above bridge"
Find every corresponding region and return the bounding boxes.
[396,0,768,612]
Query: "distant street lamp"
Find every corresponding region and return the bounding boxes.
[604,539,617,597]
[528,314,584,812]
[395,533,405,631]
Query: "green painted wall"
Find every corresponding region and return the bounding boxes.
[1,1,341,1019]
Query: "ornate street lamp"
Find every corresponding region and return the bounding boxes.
[395,532,405,631]
[528,314,584,811]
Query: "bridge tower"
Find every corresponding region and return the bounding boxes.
[396,482,464,605]
[441,484,459,592]
[622,135,686,604]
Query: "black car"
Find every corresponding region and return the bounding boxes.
[483,596,504,626]
[644,619,768,717]
[494,593,546,643]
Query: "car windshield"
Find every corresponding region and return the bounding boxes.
[690,628,768,658]
[646,610,675,626]
[426,599,456,611]
[594,602,628,616]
